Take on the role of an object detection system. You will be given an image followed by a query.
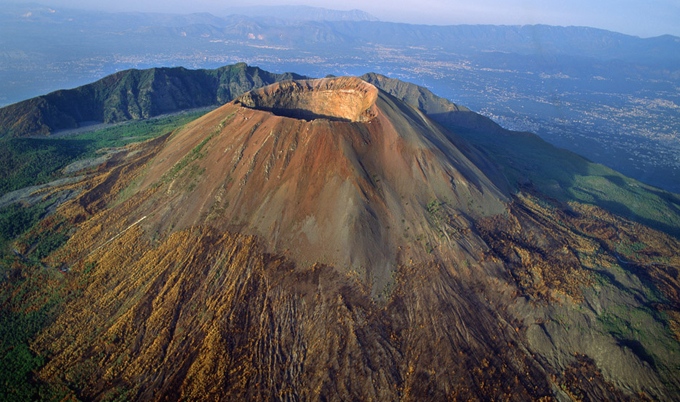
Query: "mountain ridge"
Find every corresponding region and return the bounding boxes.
[0,65,480,139]
[0,63,305,137]
[227,5,379,22]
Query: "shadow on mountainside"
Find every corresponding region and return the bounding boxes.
[240,106,353,122]
[430,111,680,239]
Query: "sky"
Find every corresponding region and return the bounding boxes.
[8,0,680,38]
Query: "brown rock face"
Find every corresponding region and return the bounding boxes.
[236,77,379,122]
[32,77,680,401]
[129,77,507,295]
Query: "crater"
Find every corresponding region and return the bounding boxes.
[235,77,379,122]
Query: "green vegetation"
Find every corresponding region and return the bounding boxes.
[158,113,234,186]
[0,111,208,400]
[440,115,680,238]
[0,137,90,195]
[615,241,647,259]
[426,199,442,215]
[63,110,207,148]
[24,227,70,261]
[0,111,207,196]
[0,258,70,402]
[0,203,47,253]
[160,131,215,185]
[583,255,680,383]
[0,63,303,138]
[597,302,680,374]
[0,205,73,264]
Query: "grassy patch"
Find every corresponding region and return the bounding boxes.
[158,113,233,186]
[14,213,73,261]
[65,110,207,149]
[160,132,216,185]
[0,137,91,195]
[426,199,442,215]
[597,302,680,376]
[0,111,208,197]
[615,241,647,259]
[442,120,680,238]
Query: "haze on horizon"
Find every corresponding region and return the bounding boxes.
[7,0,680,38]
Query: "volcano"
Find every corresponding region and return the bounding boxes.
[20,77,680,400]
[118,77,509,296]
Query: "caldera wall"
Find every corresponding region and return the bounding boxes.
[236,77,378,122]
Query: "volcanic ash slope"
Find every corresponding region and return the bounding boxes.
[132,76,509,294]
[35,77,679,400]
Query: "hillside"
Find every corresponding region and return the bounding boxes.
[359,73,470,114]
[0,63,304,138]
[0,74,679,400]
[364,73,680,239]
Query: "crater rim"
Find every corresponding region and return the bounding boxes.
[235,77,379,123]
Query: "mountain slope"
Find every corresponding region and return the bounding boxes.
[6,76,675,401]
[0,63,305,137]
[359,73,470,114]
[1,71,679,400]
[362,73,680,239]
[26,77,544,400]
[77,77,507,296]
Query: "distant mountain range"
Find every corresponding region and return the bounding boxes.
[227,5,379,22]
[3,4,678,63]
